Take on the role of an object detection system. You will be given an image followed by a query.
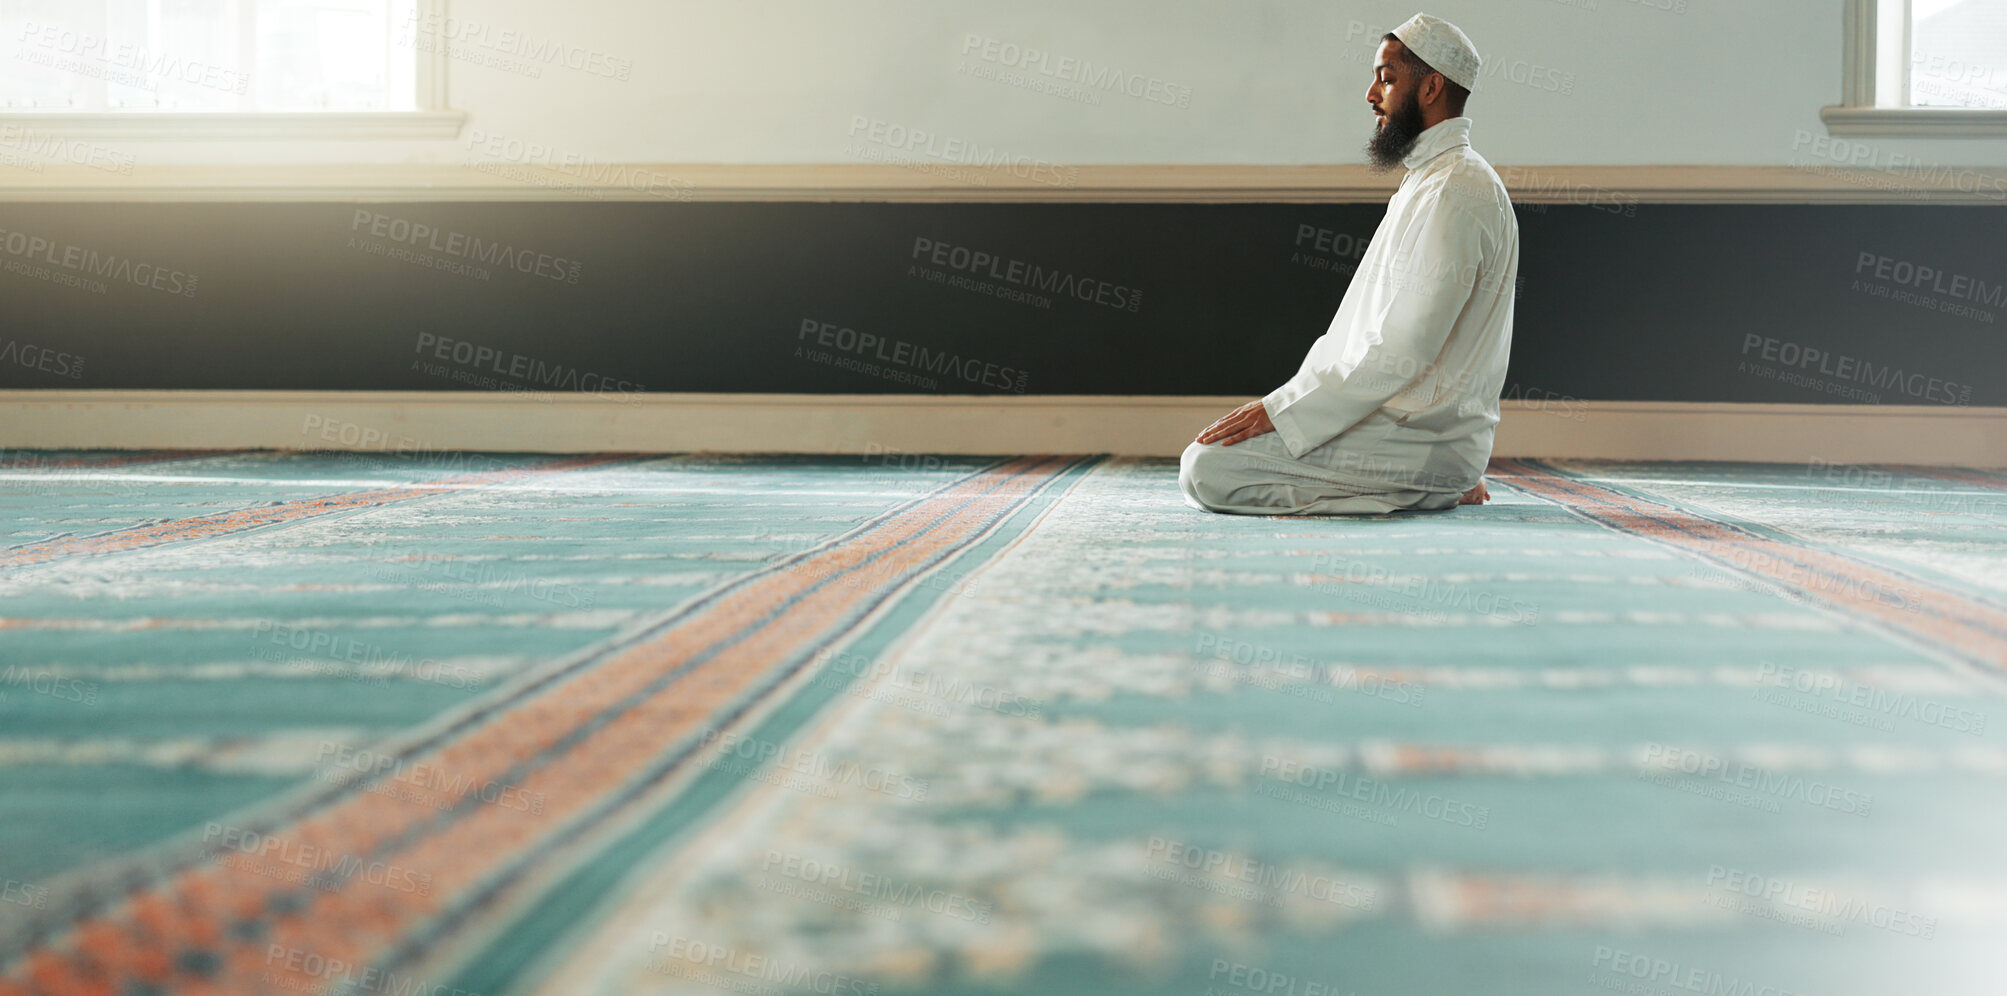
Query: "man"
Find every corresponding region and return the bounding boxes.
[1180,12,1518,515]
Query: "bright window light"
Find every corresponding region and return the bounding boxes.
[1909,0,2007,108]
[2,0,419,111]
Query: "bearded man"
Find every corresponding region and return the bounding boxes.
[1181,12,1519,515]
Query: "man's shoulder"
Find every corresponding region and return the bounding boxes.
[1417,150,1512,215]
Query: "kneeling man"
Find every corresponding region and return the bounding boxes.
[1182,12,1518,515]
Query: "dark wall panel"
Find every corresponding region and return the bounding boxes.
[0,201,2000,405]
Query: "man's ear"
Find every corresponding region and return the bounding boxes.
[1421,72,1445,110]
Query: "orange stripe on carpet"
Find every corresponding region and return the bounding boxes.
[0,454,638,570]
[1493,459,2007,672]
[3,455,1078,994]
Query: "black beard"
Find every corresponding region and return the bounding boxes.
[1365,92,1427,172]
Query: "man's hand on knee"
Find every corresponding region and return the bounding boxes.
[1196,400,1275,446]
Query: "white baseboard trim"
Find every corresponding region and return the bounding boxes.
[0,392,2001,467]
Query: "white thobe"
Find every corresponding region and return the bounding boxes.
[1181,116,1519,515]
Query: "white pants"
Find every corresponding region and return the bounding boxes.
[1178,431,1466,516]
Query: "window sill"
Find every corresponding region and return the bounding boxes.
[0,110,468,140]
[1820,105,2007,138]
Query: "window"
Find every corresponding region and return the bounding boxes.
[1907,0,2007,109]
[0,0,461,137]
[1826,0,2007,135]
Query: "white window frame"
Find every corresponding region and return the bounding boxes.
[1823,0,2007,136]
[0,0,464,139]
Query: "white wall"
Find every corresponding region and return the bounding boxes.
[19,0,2007,169]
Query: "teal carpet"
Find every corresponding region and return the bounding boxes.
[0,451,2002,995]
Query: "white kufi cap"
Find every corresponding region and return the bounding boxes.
[1391,12,1481,92]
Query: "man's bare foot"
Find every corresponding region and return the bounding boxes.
[1459,480,1490,506]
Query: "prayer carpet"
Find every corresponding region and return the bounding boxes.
[0,451,2002,995]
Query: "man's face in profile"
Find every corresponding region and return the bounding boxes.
[1365,39,1429,172]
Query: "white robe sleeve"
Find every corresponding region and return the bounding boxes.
[1260,195,1488,459]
